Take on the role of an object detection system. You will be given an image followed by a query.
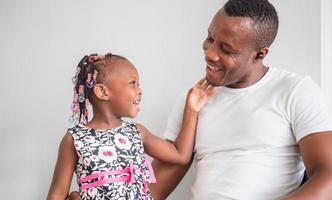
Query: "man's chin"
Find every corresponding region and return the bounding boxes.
[206,77,224,87]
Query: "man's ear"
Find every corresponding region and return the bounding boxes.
[254,47,269,60]
[93,84,111,100]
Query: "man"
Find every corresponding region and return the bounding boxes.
[150,0,332,199]
[70,0,332,199]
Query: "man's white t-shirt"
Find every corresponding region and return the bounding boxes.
[164,67,332,200]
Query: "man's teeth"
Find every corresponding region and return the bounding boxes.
[134,100,140,105]
[208,65,216,69]
[208,65,217,70]
[208,64,222,71]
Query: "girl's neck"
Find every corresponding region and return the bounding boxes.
[86,112,122,130]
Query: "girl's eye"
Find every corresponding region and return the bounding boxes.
[206,36,214,42]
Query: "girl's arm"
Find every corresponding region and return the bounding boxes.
[47,132,78,200]
[139,79,215,165]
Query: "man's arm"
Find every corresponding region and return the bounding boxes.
[149,152,194,200]
[285,131,332,200]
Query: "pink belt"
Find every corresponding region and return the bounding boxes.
[79,160,156,198]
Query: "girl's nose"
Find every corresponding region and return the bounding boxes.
[138,87,142,95]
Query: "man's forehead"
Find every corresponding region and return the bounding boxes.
[208,9,258,51]
[211,9,256,34]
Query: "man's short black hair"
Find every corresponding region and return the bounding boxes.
[224,0,279,50]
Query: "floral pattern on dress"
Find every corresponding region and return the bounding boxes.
[68,121,154,200]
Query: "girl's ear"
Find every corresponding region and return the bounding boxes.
[93,84,111,100]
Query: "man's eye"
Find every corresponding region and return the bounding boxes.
[130,81,136,85]
[221,46,234,55]
[222,48,232,55]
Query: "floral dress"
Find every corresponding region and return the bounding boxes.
[68,121,155,200]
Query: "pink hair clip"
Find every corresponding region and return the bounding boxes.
[88,54,105,63]
[86,73,92,83]
[78,85,85,103]
[86,70,98,89]
[72,67,81,84]
[92,69,98,80]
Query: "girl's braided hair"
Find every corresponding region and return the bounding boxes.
[70,53,126,124]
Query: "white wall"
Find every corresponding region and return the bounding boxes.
[321,0,332,114]
[0,0,323,200]
[265,0,321,83]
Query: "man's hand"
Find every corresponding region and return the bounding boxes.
[67,191,81,200]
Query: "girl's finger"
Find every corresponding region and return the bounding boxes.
[200,80,209,90]
[195,78,207,88]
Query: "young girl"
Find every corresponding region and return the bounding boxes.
[47,53,215,200]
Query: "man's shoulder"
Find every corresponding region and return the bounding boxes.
[269,67,308,91]
[271,67,306,82]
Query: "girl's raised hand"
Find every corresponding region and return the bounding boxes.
[186,78,216,113]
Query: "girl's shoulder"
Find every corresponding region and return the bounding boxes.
[67,124,91,139]
[121,120,139,132]
[67,123,85,132]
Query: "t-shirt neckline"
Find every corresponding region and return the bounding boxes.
[218,66,274,94]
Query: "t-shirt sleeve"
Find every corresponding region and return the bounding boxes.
[163,93,186,141]
[290,76,332,142]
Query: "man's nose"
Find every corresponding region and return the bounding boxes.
[204,46,220,62]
